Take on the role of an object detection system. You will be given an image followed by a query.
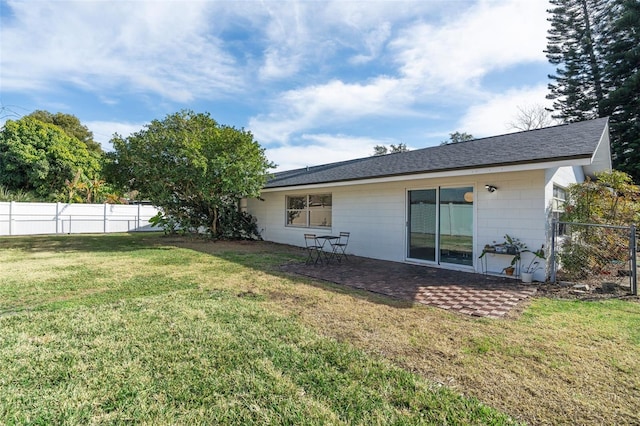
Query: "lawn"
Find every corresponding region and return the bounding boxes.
[1,234,638,424]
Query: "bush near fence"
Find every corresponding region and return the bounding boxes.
[0,202,161,236]
[552,221,637,295]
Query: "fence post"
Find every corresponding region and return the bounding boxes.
[550,219,557,283]
[104,203,108,233]
[631,224,637,296]
[56,202,60,234]
[9,201,14,236]
[137,203,141,231]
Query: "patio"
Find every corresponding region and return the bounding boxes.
[281,255,537,318]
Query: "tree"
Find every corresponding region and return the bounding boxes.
[108,110,274,238]
[558,170,639,279]
[562,170,640,225]
[546,0,640,183]
[440,131,474,145]
[602,0,640,181]
[373,145,388,156]
[545,0,608,122]
[507,104,560,131]
[27,110,103,155]
[372,142,408,156]
[60,169,121,204]
[0,117,101,199]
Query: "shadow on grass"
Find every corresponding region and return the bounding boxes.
[0,233,536,314]
[150,236,418,309]
[150,236,537,314]
[0,233,415,310]
[0,232,169,254]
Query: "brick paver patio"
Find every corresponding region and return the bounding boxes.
[281,255,537,318]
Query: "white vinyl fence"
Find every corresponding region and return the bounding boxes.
[0,202,162,236]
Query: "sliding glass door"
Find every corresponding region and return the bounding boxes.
[408,187,473,266]
[408,189,437,261]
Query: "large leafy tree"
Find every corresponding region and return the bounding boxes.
[0,117,101,199]
[27,110,103,155]
[108,110,274,238]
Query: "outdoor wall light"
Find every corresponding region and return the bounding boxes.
[485,184,498,193]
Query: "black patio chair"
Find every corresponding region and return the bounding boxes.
[304,233,323,265]
[332,231,350,262]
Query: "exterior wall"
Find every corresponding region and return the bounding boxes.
[248,169,552,277]
[249,182,408,262]
[545,165,584,191]
[476,170,547,280]
[541,166,586,279]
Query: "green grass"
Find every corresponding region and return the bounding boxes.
[0,234,516,425]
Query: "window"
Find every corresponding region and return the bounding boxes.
[552,185,566,212]
[286,194,332,228]
[552,185,567,235]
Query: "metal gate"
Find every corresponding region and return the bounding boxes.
[550,220,637,296]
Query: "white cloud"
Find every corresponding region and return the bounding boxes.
[84,120,146,151]
[349,22,392,65]
[267,133,399,171]
[249,0,551,149]
[2,0,556,169]
[259,48,303,81]
[249,77,414,144]
[389,0,549,93]
[457,84,553,137]
[1,1,243,101]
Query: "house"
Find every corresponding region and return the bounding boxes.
[246,117,612,281]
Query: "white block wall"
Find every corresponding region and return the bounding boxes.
[247,169,562,279]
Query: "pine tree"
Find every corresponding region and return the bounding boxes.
[546,0,608,121]
[546,0,640,183]
[602,0,640,182]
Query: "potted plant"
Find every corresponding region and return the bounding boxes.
[502,234,526,276]
[479,234,527,277]
[521,245,545,283]
[503,265,516,276]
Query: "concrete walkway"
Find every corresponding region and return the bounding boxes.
[281,255,537,318]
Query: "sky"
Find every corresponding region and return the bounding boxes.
[0,0,555,171]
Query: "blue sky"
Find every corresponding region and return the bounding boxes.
[0,0,554,171]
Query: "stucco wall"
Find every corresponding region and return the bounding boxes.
[248,169,561,278]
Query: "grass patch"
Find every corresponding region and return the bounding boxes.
[1,234,639,424]
[0,234,515,424]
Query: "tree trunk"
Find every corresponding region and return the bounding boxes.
[580,0,605,117]
[209,206,218,236]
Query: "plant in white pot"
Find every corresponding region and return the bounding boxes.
[521,245,545,283]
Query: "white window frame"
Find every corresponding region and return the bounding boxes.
[285,194,332,228]
[552,185,567,236]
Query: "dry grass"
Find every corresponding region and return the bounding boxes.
[1,234,517,425]
[1,234,638,424]
[169,237,640,425]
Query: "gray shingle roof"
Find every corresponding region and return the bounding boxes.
[265,117,609,189]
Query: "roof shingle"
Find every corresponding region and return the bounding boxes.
[266,117,609,188]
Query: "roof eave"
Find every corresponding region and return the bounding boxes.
[261,155,593,192]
